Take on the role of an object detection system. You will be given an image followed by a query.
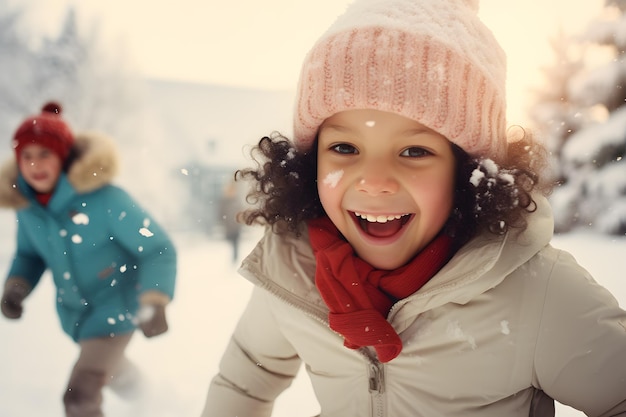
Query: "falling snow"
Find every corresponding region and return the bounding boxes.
[469,169,485,187]
[137,305,156,323]
[139,227,154,237]
[71,213,89,225]
[470,159,501,188]
[446,320,477,349]
[323,170,344,188]
[500,320,510,335]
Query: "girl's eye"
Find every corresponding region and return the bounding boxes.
[401,147,431,158]
[331,143,358,155]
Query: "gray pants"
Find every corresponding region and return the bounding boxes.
[63,332,139,417]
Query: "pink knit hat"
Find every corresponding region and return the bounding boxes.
[293,0,508,160]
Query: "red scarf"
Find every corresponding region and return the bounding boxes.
[36,192,52,206]
[308,216,453,362]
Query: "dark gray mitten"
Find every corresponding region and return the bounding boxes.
[1,278,30,319]
[138,305,168,338]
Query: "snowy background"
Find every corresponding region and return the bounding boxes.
[1,0,626,415]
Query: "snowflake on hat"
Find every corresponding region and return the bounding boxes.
[12,101,75,163]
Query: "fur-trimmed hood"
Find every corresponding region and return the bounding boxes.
[0,130,119,210]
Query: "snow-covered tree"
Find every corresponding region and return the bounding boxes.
[31,7,141,137]
[533,1,626,235]
[0,4,141,158]
[0,0,37,146]
[529,29,586,182]
[32,8,87,120]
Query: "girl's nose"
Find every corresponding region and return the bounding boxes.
[356,166,399,195]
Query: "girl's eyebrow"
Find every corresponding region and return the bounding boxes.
[320,124,351,133]
[319,123,440,138]
[404,127,438,136]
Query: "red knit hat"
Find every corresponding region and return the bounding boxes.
[12,102,74,162]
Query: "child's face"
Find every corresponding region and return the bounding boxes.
[18,144,63,194]
[317,109,456,270]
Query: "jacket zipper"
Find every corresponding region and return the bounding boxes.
[252,274,387,416]
[368,361,385,393]
[361,348,385,417]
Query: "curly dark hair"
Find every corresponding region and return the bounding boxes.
[236,128,551,247]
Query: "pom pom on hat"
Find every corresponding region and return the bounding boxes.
[293,0,508,160]
[13,101,74,162]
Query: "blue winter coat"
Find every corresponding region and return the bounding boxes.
[0,132,176,342]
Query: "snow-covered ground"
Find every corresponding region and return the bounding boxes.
[0,206,623,416]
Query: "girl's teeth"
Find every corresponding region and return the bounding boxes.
[354,212,404,223]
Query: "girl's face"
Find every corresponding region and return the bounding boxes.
[18,144,63,194]
[317,109,456,270]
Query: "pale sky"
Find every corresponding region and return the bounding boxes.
[18,0,605,124]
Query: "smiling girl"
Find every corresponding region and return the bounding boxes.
[317,109,456,270]
[201,0,626,415]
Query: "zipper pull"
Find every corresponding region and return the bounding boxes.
[368,362,385,393]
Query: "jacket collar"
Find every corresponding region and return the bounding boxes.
[240,194,555,330]
[0,130,119,210]
[389,194,554,329]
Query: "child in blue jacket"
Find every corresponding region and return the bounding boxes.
[0,102,177,417]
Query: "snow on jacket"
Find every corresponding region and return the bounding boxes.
[0,131,176,342]
[202,196,626,417]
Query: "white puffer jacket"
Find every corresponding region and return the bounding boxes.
[202,197,626,417]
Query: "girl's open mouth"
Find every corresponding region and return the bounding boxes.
[352,211,412,238]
